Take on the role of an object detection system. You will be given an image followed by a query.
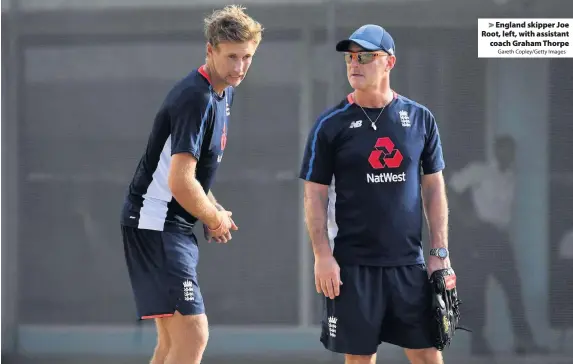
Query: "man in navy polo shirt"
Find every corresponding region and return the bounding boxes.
[120,6,263,364]
[300,24,451,364]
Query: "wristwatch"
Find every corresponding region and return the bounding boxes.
[430,247,449,260]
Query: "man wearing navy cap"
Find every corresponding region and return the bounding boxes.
[300,24,451,363]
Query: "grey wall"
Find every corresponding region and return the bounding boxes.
[3,0,573,359]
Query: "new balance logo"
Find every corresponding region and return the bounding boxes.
[349,120,362,128]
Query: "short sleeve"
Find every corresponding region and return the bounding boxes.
[170,92,213,160]
[449,162,484,194]
[299,118,334,185]
[421,111,445,174]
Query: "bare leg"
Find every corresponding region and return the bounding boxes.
[150,317,172,364]
[164,311,209,364]
[404,347,444,364]
[345,353,377,364]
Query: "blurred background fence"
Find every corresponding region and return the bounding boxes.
[2,0,573,362]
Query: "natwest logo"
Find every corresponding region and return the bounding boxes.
[367,137,405,183]
[368,137,403,169]
[367,172,406,183]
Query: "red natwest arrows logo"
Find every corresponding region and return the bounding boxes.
[368,137,403,169]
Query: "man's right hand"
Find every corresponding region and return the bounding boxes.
[314,254,343,300]
[206,210,236,243]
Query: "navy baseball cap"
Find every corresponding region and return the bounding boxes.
[336,24,395,55]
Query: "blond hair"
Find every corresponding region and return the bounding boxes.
[204,5,264,47]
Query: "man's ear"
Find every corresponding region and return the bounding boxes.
[387,55,396,72]
[206,42,214,58]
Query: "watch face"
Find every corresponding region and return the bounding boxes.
[438,248,448,258]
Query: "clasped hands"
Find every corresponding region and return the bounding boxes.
[203,204,238,243]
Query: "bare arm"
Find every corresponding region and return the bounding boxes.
[304,180,341,299]
[303,181,332,258]
[168,153,220,229]
[421,171,449,250]
[207,190,224,211]
[207,190,217,204]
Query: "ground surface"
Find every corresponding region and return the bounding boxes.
[4,354,573,364]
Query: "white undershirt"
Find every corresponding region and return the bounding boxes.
[449,160,515,230]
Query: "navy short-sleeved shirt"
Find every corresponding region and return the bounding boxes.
[299,92,445,266]
[121,66,234,234]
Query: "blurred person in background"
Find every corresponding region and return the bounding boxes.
[449,135,547,356]
[119,5,263,364]
[300,24,451,364]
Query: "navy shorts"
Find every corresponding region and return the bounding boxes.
[320,264,434,355]
[121,225,205,319]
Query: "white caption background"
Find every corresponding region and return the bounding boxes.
[478,18,573,58]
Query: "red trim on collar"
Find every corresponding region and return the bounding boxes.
[198,65,211,84]
[346,93,354,104]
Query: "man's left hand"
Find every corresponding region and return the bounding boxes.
[203,204,238,243]
[427,255,451,276]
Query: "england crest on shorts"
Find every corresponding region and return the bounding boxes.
[183,280,195,302]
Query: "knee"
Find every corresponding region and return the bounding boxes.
[404,347,442,364]
[345,354,376,364]
[191,318,209,348]
[155,334,171,353]
[172,313,209,349]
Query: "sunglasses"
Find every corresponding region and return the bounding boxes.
[344,52,388,65]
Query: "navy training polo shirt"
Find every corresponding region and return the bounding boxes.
[299,92,445,266]
[121,66,234,234]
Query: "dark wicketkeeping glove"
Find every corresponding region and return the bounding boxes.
[429,267,470,351]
